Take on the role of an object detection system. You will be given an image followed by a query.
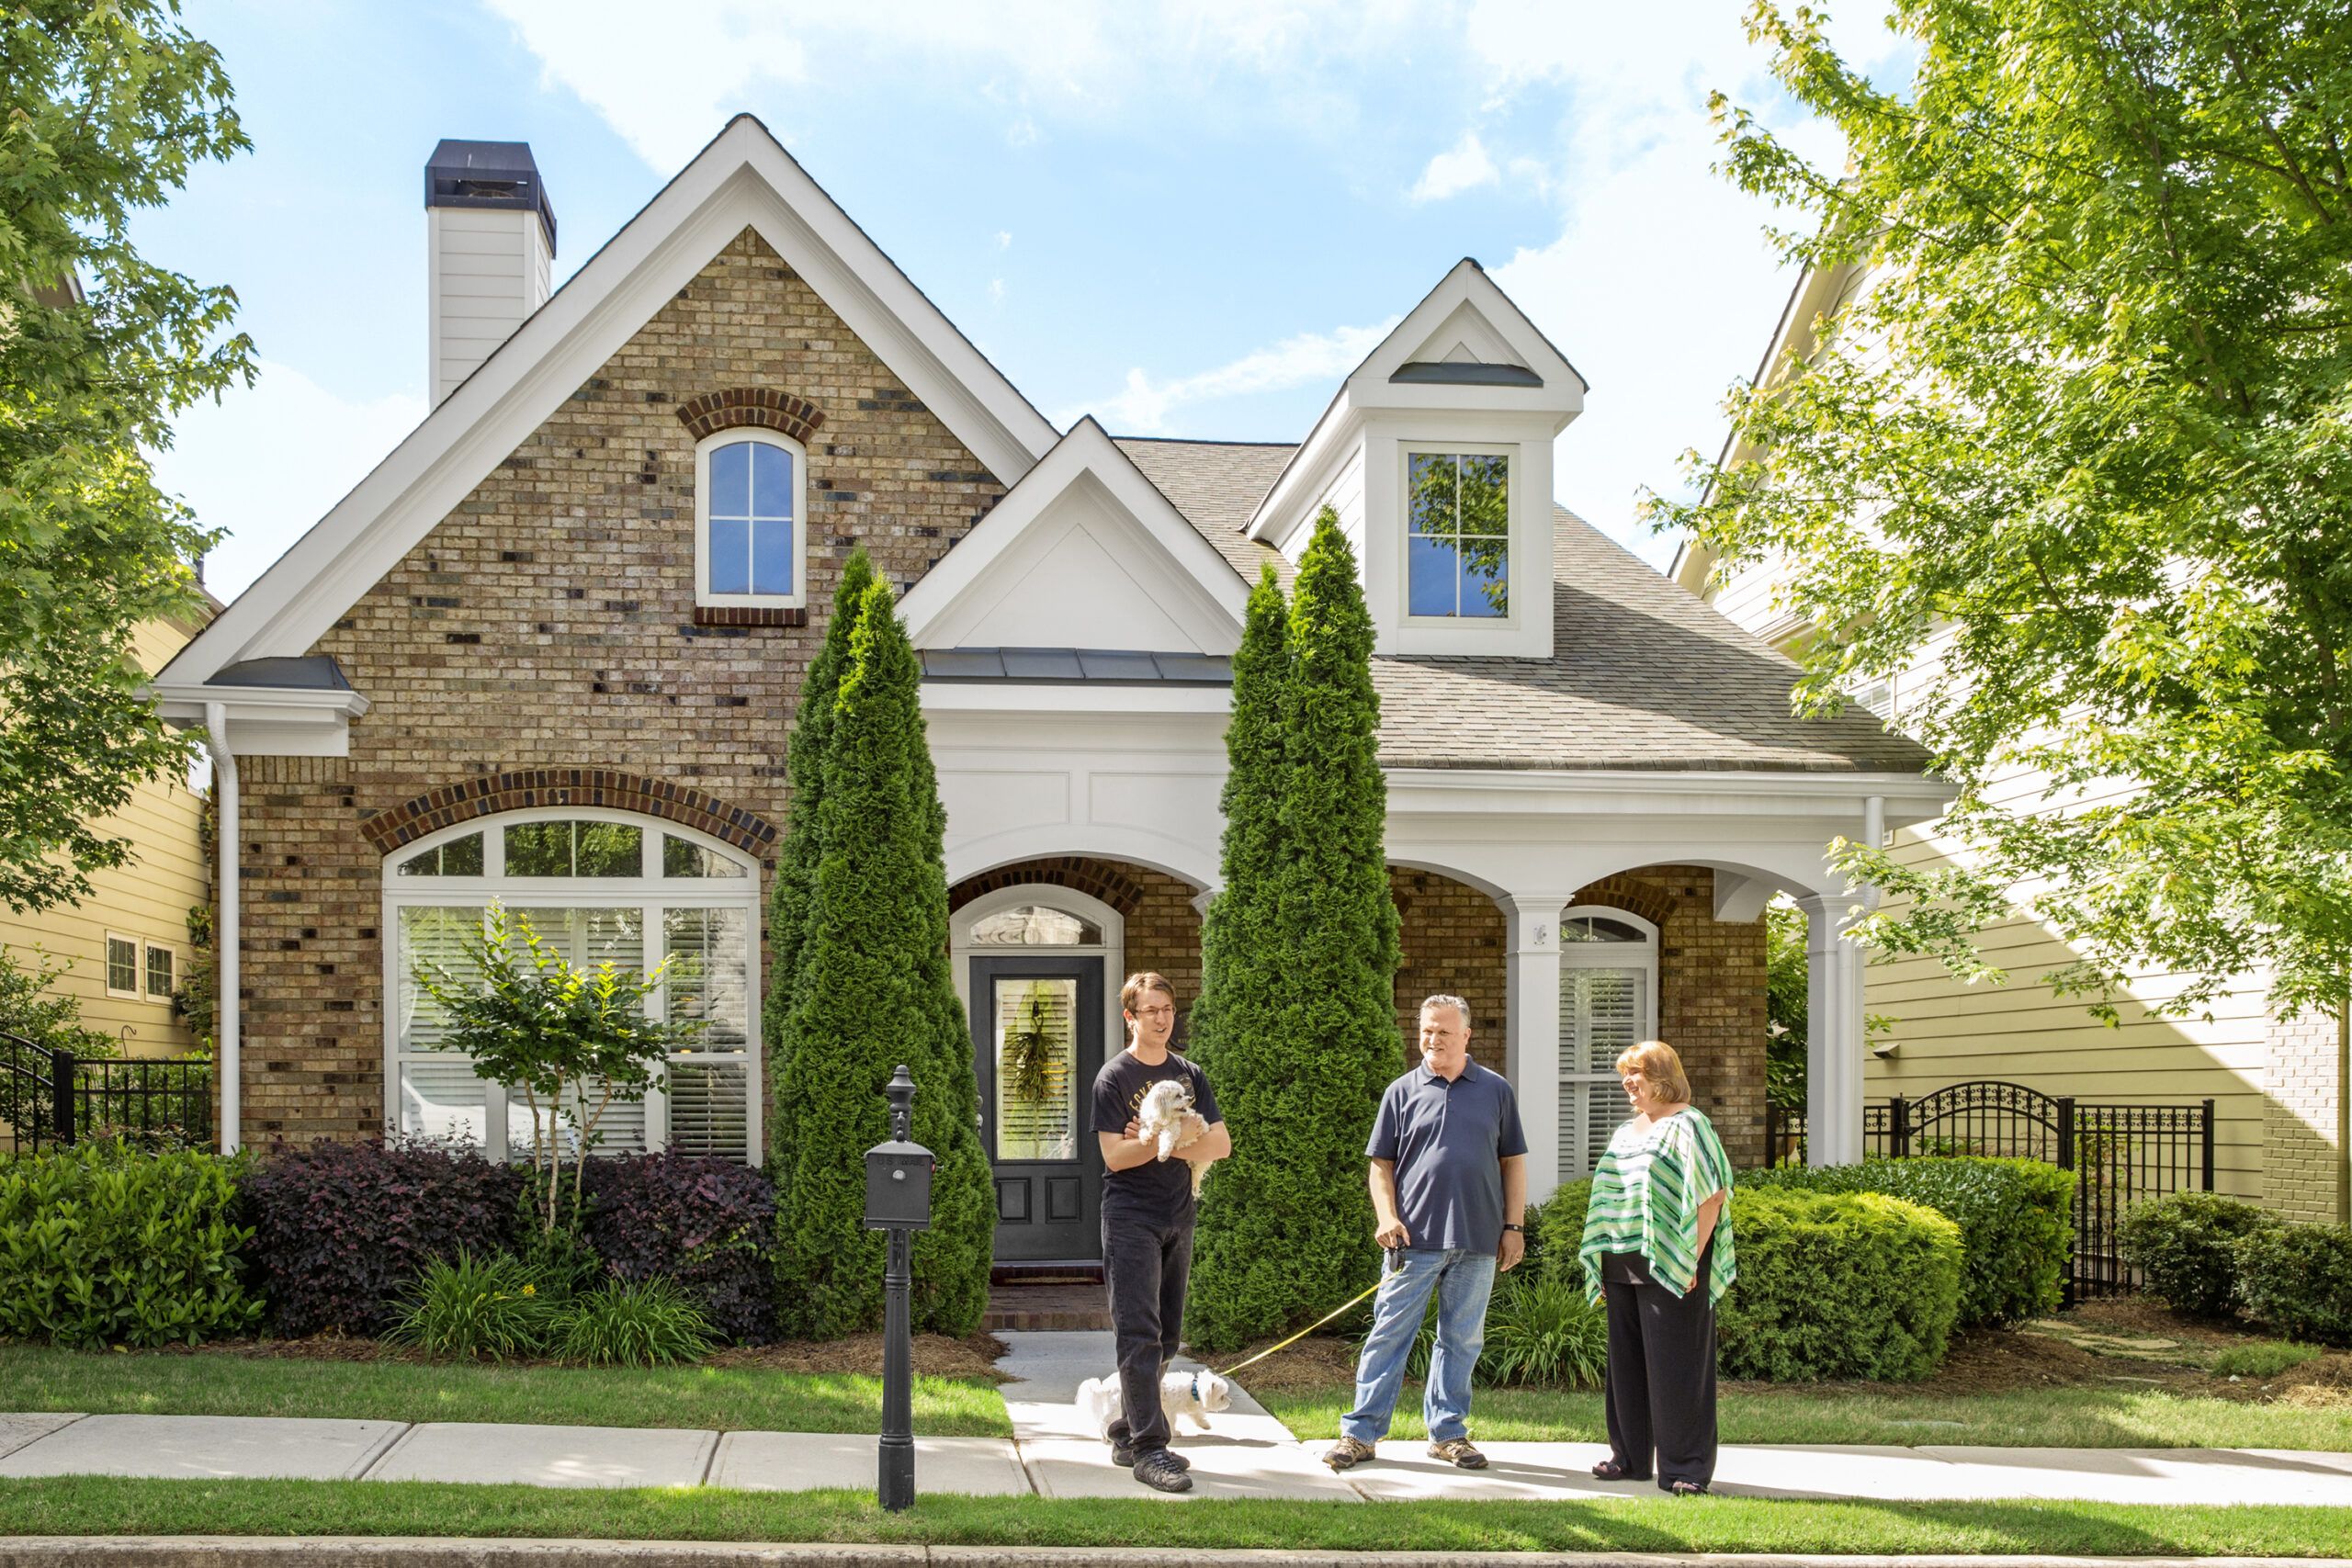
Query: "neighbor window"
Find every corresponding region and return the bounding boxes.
[1407,450,1510,619]
[145,946,175,999]
[696,430,805,606]
[105,934,139,998]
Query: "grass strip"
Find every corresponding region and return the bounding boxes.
[0,1348,1008,1438]
[0,1478,2346,1557]
[1257,1382,2352,1451]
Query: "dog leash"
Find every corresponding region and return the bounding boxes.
[1213,1276,1385,1381]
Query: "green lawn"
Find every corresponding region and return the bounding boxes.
[0,1347,1009,1438]
[1257,1382,2352,1450]
[0,1477,2345,1557]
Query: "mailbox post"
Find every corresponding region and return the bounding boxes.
[864,1064,932,1511]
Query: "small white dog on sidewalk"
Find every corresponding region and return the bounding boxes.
[1076,1368,1234,1437]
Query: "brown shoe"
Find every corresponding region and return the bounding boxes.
[1428,1437,1488,1469]
[1322,1436,1375,1471]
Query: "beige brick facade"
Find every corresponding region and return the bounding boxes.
[233,228,1005,1141]
[2264,1000,2348,1224]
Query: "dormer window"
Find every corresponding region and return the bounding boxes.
[695,429,805,609]
[1406,449,1510,619]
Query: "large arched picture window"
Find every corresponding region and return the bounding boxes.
[384,811,761,1163]
[1557,906,1659,1179]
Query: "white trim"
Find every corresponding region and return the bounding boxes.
[150,683,371,759]
[161,116,1058,688]
[381,808,763,1165]
[695,428,808,609]
[1385,766,1953,826]
[921,683,1232,716]
[1555,904,1659,1183]
[899,419,1249,649]
[102,931,141,1000]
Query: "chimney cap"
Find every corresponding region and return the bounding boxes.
[424,139,555,252]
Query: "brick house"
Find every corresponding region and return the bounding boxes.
[154,118,1942,1266]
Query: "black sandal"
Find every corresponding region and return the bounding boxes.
[1591,1460,1648,1481]
[1669,1480,1710,1497]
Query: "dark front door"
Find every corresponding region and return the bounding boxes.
[972,954,1105,1263]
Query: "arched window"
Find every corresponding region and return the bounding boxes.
[695,428,806,609]
[385,812,761,1164]
[1557,905,1659,1179]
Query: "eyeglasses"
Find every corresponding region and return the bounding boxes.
[1131,1005,1176,1021]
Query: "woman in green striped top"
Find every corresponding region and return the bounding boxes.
[1577,1039,1736,1495]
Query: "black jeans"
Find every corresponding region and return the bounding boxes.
[1600,1243,1718,1490]
[1101,1201,1193,1453]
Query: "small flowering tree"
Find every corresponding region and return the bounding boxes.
[413,899,697,1236]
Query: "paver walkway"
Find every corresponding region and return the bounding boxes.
[2,1329,2348,1506]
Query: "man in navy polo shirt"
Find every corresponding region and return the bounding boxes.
[1324,993,1527,1472]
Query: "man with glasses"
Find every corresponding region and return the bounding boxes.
[1091,970,1231,1492]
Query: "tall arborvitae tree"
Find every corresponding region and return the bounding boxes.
[1184,563,1302,1350]
[763,548,874,1162]
[772,580,991,1336]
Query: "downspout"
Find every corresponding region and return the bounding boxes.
[1861,795,1886,914]
[203,703,241,1154]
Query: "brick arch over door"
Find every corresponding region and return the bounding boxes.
[360,769,778,860]
[948,856,1204,1045]
[1562,873,1676,933]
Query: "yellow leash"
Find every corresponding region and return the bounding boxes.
[1214,1278,1385,1380]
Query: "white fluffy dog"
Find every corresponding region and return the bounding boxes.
[1076,1369,1234,1437]
[1136,1077,1209,1196]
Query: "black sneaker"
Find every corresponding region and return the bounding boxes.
[1111,1438,1137,1467]
[1133,1449,1193,1492]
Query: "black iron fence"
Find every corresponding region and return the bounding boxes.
[1762,1080,2215,1302]
[0,1031,214,1155]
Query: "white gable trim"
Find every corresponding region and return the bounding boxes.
[899,418,1250,650]
[163,115,1058,688]
[1249,259,1587,544]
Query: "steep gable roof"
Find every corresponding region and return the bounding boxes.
[161,115,1058,691]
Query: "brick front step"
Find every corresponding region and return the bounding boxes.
[982,1280,1112,1333]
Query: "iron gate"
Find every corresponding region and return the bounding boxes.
[1762,1080,2215,1301]
[1,1030,215,1155]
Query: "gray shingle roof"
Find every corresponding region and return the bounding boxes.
[1114,436,1933,775]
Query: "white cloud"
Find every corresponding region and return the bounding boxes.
[995,231,1013,249]
[1005,115,1042,148]
[1074,318,1400,434]
[151,361,426,602]
[1410,131,1499,202]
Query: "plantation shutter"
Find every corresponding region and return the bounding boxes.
[394,906,490,1143]
[994,977,1078,1161]
[667,1057,752,1160]
[1560,967,1643,1179]
[661,906,751,1159]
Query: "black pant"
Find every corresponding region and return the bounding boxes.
[1600,1244,1718,1489]
[1102,1202,1193,1452]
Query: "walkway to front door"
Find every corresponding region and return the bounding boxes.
[971,953,1106,1263]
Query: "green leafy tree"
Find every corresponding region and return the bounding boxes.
[772,581,991,1337]
[763,548,874,1161]
[1189,513,1400,1351]
[1659,0,2352,1021]
[413,901,695,1237]
[1185,563,1295,1348]
[0,3,254,913]
[1764,899,1808,1112]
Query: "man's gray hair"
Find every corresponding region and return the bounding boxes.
[1419,993,1472,1031]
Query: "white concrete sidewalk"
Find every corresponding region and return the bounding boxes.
[3,1326,2348,1506]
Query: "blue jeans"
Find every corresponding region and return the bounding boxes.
[1341,1247,1498,1445]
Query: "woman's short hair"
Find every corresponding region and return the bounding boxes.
[1614,1039,1690,1103]
[1120,971,1176,1015]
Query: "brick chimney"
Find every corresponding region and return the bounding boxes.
[424,140,556,406]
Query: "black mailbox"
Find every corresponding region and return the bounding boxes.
[865,1140,933,1230]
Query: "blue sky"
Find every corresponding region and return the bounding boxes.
[144,1,1904,601]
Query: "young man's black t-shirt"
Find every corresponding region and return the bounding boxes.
[1091,1047,1222,1224]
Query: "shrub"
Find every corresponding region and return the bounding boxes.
[551,1277,716,1366]
[385,1252,560,1360]
[1532,1179,1593,1282]
[579,1153,778,1343]
[242,1137,522,1336]
[2235,1223,2352,1348]
[1747,1156,2074,1328]
[1477,1271,1608,1388]
[2118,1191,2284,1320]
[1718,1188,1961,1381]
[0,1141,261,1348]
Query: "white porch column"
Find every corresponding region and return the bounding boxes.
[1799,892,1867,1167]
[1502,893,1569,1201]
